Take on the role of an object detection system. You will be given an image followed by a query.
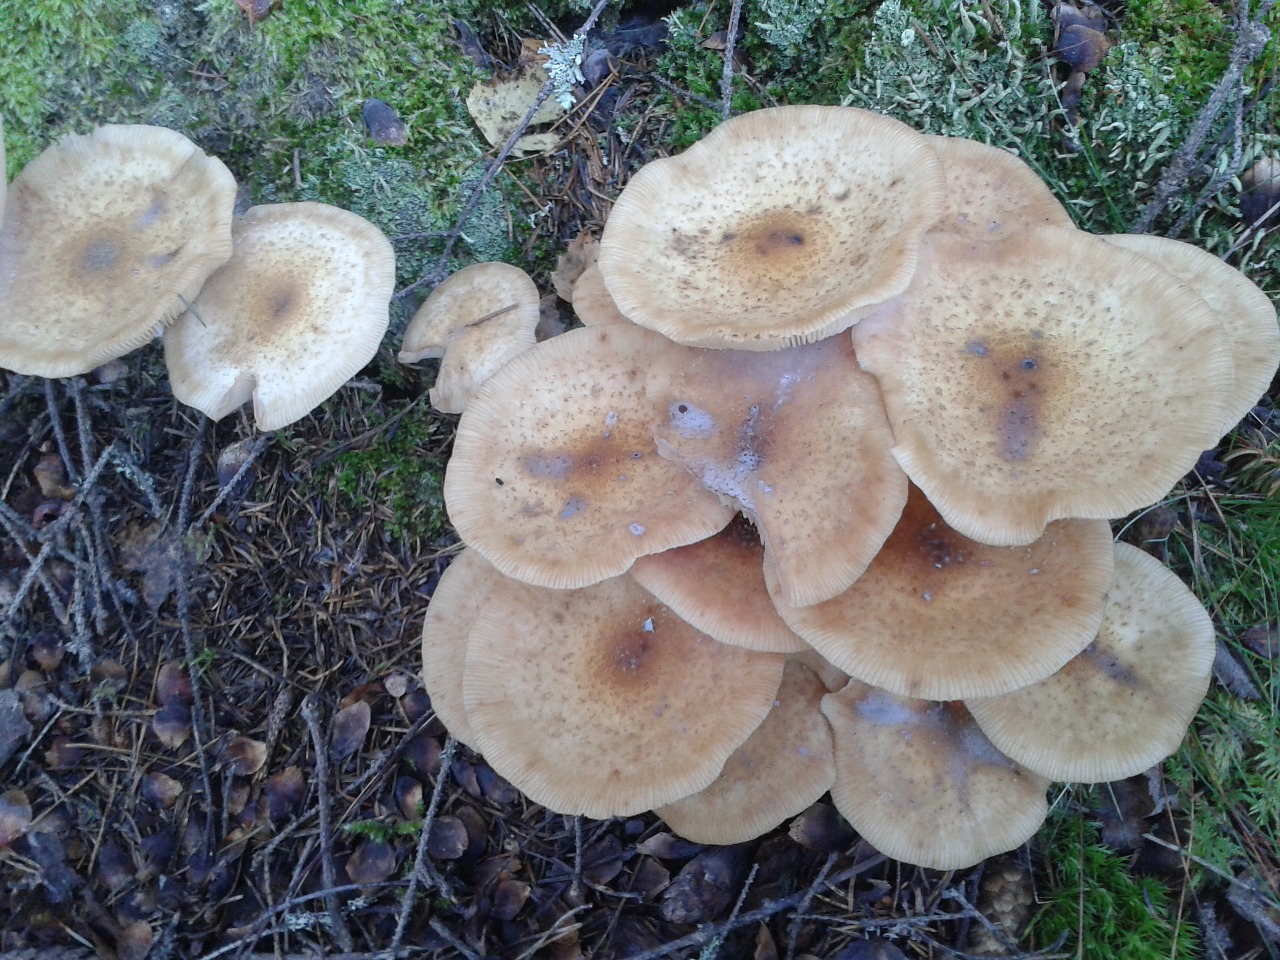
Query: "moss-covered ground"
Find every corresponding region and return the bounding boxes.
[1,0,1278,955]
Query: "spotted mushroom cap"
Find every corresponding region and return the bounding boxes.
[924,135,1075,241]
[463,573,786,818]
[647,332,907,606]
[572,263,632,328]
[823,681,1050,870]
[0,117,7,226]
[1101,233,1280,438]
[598,105,946,351]
[0,124,236,377]
[398,261,541,415]
[419,548,505,750]
[163,202,395,431]
[655,658,836,844]
[768,485,1114,700]
[853,227,1233,545]
[966,542,1215,783]
[629,514,806,654]
[444,324,735,589]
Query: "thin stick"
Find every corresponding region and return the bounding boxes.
[720,0,745,120]
[193,433,271,529]
[301,693,354,952]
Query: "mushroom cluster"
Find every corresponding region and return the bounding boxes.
[421,105,1279,870]
[0,122,395,431]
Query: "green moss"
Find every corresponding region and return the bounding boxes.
[328,404,450,544]
[1029,810,1201,958]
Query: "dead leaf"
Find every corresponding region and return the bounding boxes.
[141,772,184,809]
[215,436,261,494]
[0,689,33,767]
[362,98,409,147]
[383,672,410,699]
[33,453,76,500]
[236,0,275,23]
[395,776,423,820]
[1213,639,1261,700]
[491,878,531,920]
[404,733,443,777]
[789,801,855,853]
[346,839,397,885]
[754,923,779,960]
[636,832,702,860]
[156,661,193,706]
[118,523,184,611]
[0,789,33,848]
[117,920,154,960]
[331,700,371,762]
[427,815,469,860]
[266,766,307,823]
[1240,622,1279,659]
[465,59,566,158]
[582,834,624,887]
[29,632,64,672]
[221,736,268,776]
[153,702,192,750]
[661,846,749,924]
[551,232,599,301]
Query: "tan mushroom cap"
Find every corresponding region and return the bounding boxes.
[0,124,236,377]
[463,573,786,818]
[966,542,1215,783]
[655,659,836,844]
[1,117,7,226]
[767,484,1114,700]
[648,333,907,606]
[823,681,1050,870]
[1101,233,1280,438]
[398,262,540,415]
[598,105,946,351]
[572,264,631,327]
[629,514,806,653]
[419,549,504,750]
[925,135,1075,241]
[164,202,395,431]
[446,324,734,588]
[853,227,1233,546]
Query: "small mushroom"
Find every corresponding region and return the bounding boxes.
[822,682,1050,870]
[572,264,632,327]
[655,659,836,844]
[163,202,395,430]
[462,572,785,818]
[399,262,540,414]
[966,542,1215,783]
[0,124,236,377]
[598,105,945,350]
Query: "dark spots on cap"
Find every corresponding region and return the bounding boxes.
[966,340,989,357]
[975,340,1049,463]
[82,238,121,273]
[719,231,737,244]
[832,187,850,202]
[1081,643,1141,687]
[916,520,967,570]
[559,496,587,520]
[494,477,504,486]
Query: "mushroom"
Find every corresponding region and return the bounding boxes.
[419,548,504,750]
[443,324,734,589]
[598,105,946,350]
[965,542,1215,783]
[398,261,541,414]
[852,226,1234,545]
[822,681,1050,870]
[462,572,785,818]
[767,484,1114,700]
[0,124,236,377]
[163,202,395,431]
[646,332,907,606]
[629,514,806,654]
[1101,232,1280,437]
[572,264,631,328]
[655,658,836,844]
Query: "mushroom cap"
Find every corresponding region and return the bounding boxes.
[398,261,541,415]
[163,202,395,431]
[572,264,632,328]
[655,658,836,844]
[852,226,1234,545]
[598,105,946,351]
[924,135,1075,241]
[444,324,735,589]
[0,124,236,377]
[822,682,1050,870]
[647,332,907,606]
[419,548,504,750]
[768,484,1115,700]
[629,514,807,653]
[1,117,7,226]
[966,542,1215,783]
[463,573,786,818]
[1101,233,1280,437]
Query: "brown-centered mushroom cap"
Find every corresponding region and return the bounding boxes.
[419,548,504,750]
[966,542,1215,783]
[767,484,1114,699]
[163,202,395,431]
[1,117,7,227]
[598,105,946,351]
[822,681,1050,870]
[655,658,836,844]
[1101,233,1280,438]
[629,514,806,653]
[0,124,236,377]
[925,135,1075,241]
[852,226,1233,545]
[398,262,540,415]
[572,263,632,328]
[647,332,907,606]
[444,324,735,589]
[463,573,786,818]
